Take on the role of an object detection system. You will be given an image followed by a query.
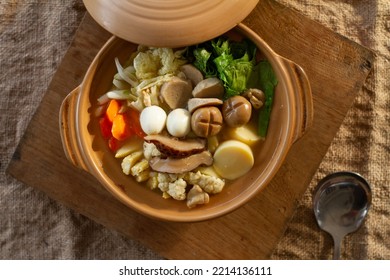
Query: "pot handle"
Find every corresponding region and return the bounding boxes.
[59,86,88,171]
[280,57,314,143]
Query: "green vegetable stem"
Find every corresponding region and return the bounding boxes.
[248,61,278,138]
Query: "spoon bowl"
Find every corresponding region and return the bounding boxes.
[313,171,372,259]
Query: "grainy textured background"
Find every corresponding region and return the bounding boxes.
[1,0,389,259]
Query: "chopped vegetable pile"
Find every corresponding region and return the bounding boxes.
[95,35,278,208]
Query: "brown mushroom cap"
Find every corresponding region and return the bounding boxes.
[144,134,206,158]
[222,95,252,127]
[149,151,213,174]
[243,88,265,109]
[191,106,223,138]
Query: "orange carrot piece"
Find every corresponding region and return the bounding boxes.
[111,113,132,141]
[106,99,121,122]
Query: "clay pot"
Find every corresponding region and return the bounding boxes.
[59,1,313,222]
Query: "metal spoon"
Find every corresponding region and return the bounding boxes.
[313,171,372,259]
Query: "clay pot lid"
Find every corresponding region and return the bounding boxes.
[83,0,259,47]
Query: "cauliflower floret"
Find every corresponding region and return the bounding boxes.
[187,185,209,208]
[146,169,223,203]
[143,142,161,160]
[156,173,173,192]
[185,171,225,194]
[155,173,187,200]
[156,173,180,192]
[167,178,187,201]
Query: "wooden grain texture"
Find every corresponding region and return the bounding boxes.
[7,0,374,259]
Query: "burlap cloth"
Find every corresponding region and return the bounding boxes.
[1,0,389,259]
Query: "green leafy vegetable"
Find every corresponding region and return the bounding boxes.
[248,61,278,138]
[193,48,216,77]
[190,37,257,99]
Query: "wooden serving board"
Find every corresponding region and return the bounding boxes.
[7,0,374,259]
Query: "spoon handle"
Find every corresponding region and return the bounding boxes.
[332,235,342,260]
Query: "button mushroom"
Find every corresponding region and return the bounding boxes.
[243,88,265,109]
[160,76,193,109]
[222,95,252,127]
[192,77,224,99]
[191,106,223,138]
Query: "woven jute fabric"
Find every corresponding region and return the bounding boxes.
[272,0,390,260]
[1,0,389,259]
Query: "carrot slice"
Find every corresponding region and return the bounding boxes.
[112,113,132,141]
[106,99,121,122]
